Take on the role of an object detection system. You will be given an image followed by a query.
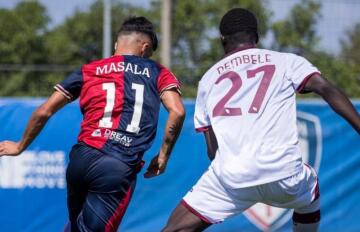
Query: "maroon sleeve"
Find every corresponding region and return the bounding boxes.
[296,72,321,93]
[195,126,211,133]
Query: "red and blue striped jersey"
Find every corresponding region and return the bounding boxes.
[55,55,180,156]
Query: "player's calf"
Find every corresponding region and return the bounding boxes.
[292,209,320,232]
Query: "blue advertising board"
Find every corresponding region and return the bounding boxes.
[0,99,359,232]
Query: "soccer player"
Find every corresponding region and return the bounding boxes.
[162,8,360,232]
[0,16,185,232]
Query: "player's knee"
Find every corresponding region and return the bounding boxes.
[161,225,174,232]
[162,225,199,232]
[292,210,321,224]
[162,220,185,232]
[162,220,210,232]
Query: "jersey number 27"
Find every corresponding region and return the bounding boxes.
[213,65,275,117]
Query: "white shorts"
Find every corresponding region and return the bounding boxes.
[182,164,320,224]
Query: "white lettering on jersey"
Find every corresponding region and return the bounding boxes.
[104,129,133,147]
[96,62,150,78]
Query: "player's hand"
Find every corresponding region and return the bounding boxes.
[144,153,169,178]
[0,141,22,157]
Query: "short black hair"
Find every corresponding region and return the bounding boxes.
[219,8,259,43]
[118,16,158,51]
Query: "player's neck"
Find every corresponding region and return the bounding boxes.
[224,42,256,55]
[113,40,143,57]
[114,49,142,57]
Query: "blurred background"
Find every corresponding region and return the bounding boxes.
[0,1,359,232]
[0,0,359,97]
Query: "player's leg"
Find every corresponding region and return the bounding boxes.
[292,198,320,232]
[260,164,320,232]
[292,165,320,232]
[162,167,257,232]
[77,178,136,231]
[67,183,87,232]
[76,152,140,232]
[162,201,211,232]
[65,144,89,232]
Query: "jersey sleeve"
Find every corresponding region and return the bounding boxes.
[157,65,181,97]
[194,81,211,133]
[287,55,321,93]
[54,69,83,101]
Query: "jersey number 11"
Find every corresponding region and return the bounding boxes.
[99,82,144,134]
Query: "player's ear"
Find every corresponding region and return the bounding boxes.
[220,35,227,48]
[114,42,117,51]
[141,42,153,58]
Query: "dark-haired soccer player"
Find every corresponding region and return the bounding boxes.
[162,8,360,232]
[0,16,185,232]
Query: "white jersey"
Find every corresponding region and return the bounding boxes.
[194,47,320,188]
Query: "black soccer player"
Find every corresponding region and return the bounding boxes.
[0,16,185,232]
[162,8,360,232]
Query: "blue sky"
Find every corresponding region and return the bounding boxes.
[267,0,360,54]
[1,0,360,54]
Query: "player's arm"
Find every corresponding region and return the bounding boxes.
[0,91,69,156]
[203,126,218,161]
[144,89,185,178]
[303,74,360,134]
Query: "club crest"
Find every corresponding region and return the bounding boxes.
[244,111,322,231]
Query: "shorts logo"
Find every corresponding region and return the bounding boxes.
[244,111,322,231]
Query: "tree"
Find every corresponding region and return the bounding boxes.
[44,0,271,98]
[271,0,321,55]
[310,51,360,97]
[339,23,360,96]
[0,1,48,64]
[145,0,270,97]
[341,23,360,68]
[0,1,50,96]
[1,0,358,97]
[44,0,142,65]
[271,0,359,97]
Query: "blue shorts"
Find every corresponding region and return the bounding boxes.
[66,143,144,232]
